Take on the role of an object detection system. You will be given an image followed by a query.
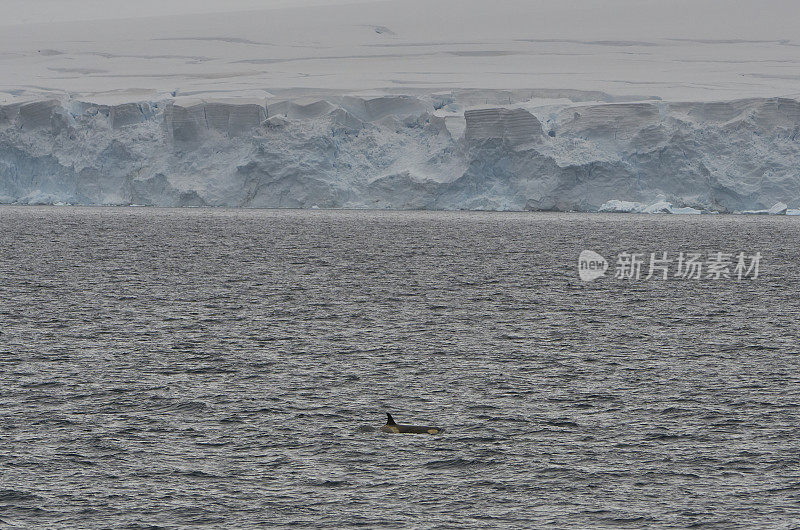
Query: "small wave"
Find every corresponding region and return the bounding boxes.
[194,441,230,447]
[538,466,574,474]
[466,404,499,411]
[646,432,694,440]
[356,425,377,433]
[660,406,692,414]
[19,381,63,389]
[486,416,529,423]
[424,458,481,469]
[0,489,40,502]
[582,393,617,401]
[599,516,656,524]
[32,418,76,426]
[255,407,281,414]
[763,482,800,493]
[0,505,52,515]
[171,401,208,412]
[186,366,238,374]
[175,470,220,479]
[259,456,291,467]
[456,436,501,443]
[545,419,580,428]
[309,479,351,487]
[748,344,780,351]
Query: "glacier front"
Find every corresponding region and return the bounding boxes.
[1,92,799,211]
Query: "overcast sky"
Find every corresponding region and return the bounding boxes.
[2,0,381,25]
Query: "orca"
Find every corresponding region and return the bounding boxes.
[380,413,443,435]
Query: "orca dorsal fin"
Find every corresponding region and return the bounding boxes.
[386,413,397,426]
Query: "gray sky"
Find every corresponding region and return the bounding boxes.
[2,0,380,25]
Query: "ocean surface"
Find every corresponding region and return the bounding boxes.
[1,206,799,529]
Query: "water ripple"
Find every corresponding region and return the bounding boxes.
[1,207,799,528]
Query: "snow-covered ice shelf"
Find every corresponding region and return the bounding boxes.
[2,93,799,211]
[1,0,799,210]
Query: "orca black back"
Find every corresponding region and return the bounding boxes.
[381,412,442,435]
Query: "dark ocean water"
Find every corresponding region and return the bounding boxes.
[1,206,800,528]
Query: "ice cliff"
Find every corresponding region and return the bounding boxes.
[1,92,799,211]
